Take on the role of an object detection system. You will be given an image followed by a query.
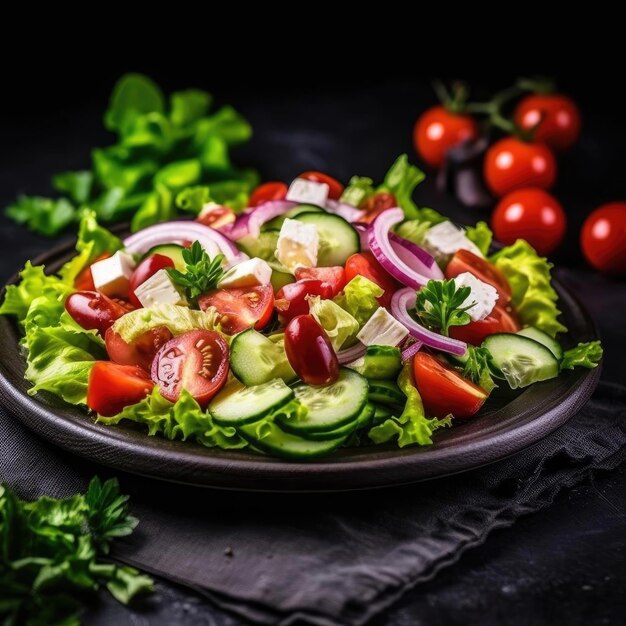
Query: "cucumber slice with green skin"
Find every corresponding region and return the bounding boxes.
[238,230,279,262]
[371,403,394,425]
[368,380,405,408]
[143,244,186,271]
[210,378,294,426]
[269,262,295,291]
[293,212,360,267]
[517,327,563,360]
[295,402,375,441]
[355,402,375,430]
[447,349,470,368]
[482,333,560,389]
[347,346,402,380]
[230,329,296,386]
[276,368,369,434]
[263,204,323,231]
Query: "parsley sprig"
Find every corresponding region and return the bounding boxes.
[167,240,224,303]
[462,345,497,393]
[415,279,474,336]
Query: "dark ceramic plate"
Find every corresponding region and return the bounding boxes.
[0,239,601,492]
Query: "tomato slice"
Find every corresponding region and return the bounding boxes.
[249,182,288,207]
[65,291,129,335]
[88,361,154,416]
[275,280,333,321]
[129,254,175,307]
[298,171,344,200]
[449,304,521,345]
[105,326,173,371]
[196,205,236,229]
[359,192,397,224]
[151,330,229,407]
[198,284,274,334]
[413,352,487,418]
[74,253,111,291]
[445,249,511,304]
[294,266,346,297]
[344,252,401,308]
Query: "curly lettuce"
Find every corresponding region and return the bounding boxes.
[465,221,493,256]
[561,341,603,370]
[308,296,359,351]
[334,275,383,327]
[378,154,425,219]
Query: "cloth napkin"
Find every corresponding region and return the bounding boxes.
[1,381,625,626]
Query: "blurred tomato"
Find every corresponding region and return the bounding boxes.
[581,203,626,275]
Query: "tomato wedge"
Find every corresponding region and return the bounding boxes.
[298,171,344,200]
[151,330,229,407]
[65,291,129,335]
[105,327,173,371]
[196,205,236,229]
[275,280,334,321]
[359,192,397,224]
[412,352,487,418]
[249,182,288,207]
[198,284,274,334]
[294,266,346,297]
[449,304,521,345]
[344,252,401,308]
[88,362,154,416]
[74,253,111,291]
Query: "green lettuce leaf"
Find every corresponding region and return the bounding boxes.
[334,275,383,327]
[308,296,360,351]
[465,221,493,256]
[378,155,425,219]
[561,341,603,370]
[6,195,76,236]
[52,170,94,204]
[170,89,212,128]
[394,207,448,245]
[490,240,567,337]
[368,363,451,447]
[340,176,374,207]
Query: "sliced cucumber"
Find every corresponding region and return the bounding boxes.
[230,329,296,386]
[209,378,294,426]
[268,261,295,291]
[347,345,402,380]
[238,230,279,262]
[263,204,323,231]
[277,368,368,434]
[368,380,405,408]
[371,403,393,425]
[483,333,560,389]
[355,402,375,430]
[302,402,375,441]
[293,212,360,267]
[517,327,563,360]
[447,349,470,368]
[144,244,186,271]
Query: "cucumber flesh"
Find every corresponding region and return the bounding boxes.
[371,403,394,425]
[296,402,375,441]
[238,230,279,262]
[517,327,563,360]
[269,261,295,291]
[367,380,405,408]
[144,244,186,271]
[347,345,402,380]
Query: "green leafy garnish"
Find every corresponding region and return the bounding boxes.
[462,346,497,393]
[308,296,359,351]
[340,176,374,207]
[0,477,153,626]
[415,279,474,336]
[333,275,383,327]
[394,207,448,245]
[560,341,603,370]
[378,154,425,219]
[167,241,224,303]
[465,221,493,256]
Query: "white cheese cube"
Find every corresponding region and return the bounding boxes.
[356,307,409,347]
[90,251,135,297]
[285,178,329,206]
[453,272,499,321]
[276,218,319,270]
[134,269,187,308]
[218,257,272,288]
[422,221,483,262]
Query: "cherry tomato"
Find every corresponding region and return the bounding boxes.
[514,93,581,152]
[88,361,154,416]
[484,137,556,197]
[74,253,111,291]
[492,188,566,255]
[105,326,173,371]
[581,202,626,275]
[294,267,346,297]
[445,249,511,304]
[198,284,274,334]
[359,192,397,224]
[196,205,236,229]
[344,252,401,308]
[275,280,333,321]
[129,254,175,307]
[413,106,479,168]
[151,330,229,407]
[298,171,344,200]
[65,291,128,335]
[449,304,521,345]
[413,352,487,418]
[284,315,339,385]
[249,182,288,207]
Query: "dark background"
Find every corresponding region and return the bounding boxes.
[1,49,625,624]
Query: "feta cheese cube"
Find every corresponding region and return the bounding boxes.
[285,178,329,206]
[218,257,272,288]
[90,251,135,297]
[276,218,319,270]
[134,269,187,308]
[357,307,409,347]
[422,221,483,263]
[453,272,499,321]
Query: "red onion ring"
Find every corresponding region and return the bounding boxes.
[336,341,367,365]
[325,199,366,223]
[388,232,443,279]
[401,341,423,362]
[227,200,297,241]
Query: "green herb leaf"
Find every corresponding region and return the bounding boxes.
[378,154,425,219]
[52,170,94,204]
[167,241,224,302]
[415,279,474,336]
[560,341,603,370]
[465,221,493,256]
[462,346,497,393]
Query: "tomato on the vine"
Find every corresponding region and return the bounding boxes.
[413,106,479,168]
[249,182,288,207]
[581,202,626,275]
[492,188,566,255]
[298,171,344,200]
[484,137,556,197]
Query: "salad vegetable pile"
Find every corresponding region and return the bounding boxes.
[0,156,602,460]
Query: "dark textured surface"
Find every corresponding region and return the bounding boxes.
[1,77,625,624]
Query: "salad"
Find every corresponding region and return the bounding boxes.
[0,156,602,460]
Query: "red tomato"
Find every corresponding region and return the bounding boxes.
[74,253,111,291]
[284,315,339,385]
[359,192,397,224]
[294,267,346,297]
[344,252,401,308]
[413,352,487,418]
[449,304,521,345]
[151,330,229,407]
[129,254,175,307]
[198,285,274,334]
[196,205,236,229]
[275,280,333,321]
[413,106,479,168]
[298,171,344,200]
[492,188,566,255]
[88,361,154,416]
[249,182,288,207]
[484,137,557,197]
[514,93,581,152]
[65,291,128,335]
[581,202,626,275]
[105,326,173,371]
[445,249,512,304]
